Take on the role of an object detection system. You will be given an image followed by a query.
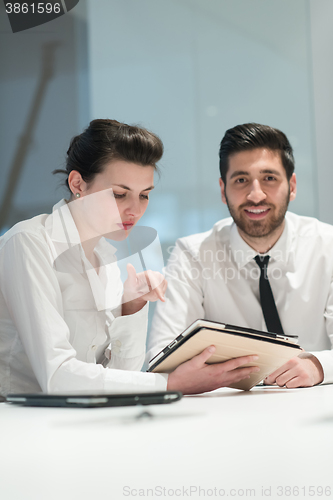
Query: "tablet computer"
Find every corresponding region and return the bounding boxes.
[147,319,302,391]
[5,391,182,408]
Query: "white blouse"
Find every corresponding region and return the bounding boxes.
[0,200,167,395]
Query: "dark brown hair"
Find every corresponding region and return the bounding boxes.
[53,119,163,191]
[219,123,295,184]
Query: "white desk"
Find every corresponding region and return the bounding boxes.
[1,385,333,500]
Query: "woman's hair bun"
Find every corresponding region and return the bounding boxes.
[53,118,163,192]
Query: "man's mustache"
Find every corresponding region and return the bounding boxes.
[239,203,272,209]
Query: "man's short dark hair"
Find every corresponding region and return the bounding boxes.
[219,123,295,184]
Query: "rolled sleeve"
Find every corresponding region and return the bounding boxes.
[105,303,149,371]
[103,369,168,393]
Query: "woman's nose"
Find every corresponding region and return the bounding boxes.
[124,199,142,217]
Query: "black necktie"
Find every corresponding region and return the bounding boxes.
[254,255,284,335]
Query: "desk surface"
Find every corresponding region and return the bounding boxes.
[1,385,333,500]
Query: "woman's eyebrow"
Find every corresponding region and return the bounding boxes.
[112,184,155,191]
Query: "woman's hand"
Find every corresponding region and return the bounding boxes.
[122,263,167,316]
[167,346,260,395]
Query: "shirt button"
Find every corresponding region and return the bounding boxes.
[91,345,97,351]
[115,340,122,347]
[113,346,120,354]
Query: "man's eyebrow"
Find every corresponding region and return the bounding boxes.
[112,184,155,191]
[229,170,250,180]
[260,169,282,176]
[229,169,282,179]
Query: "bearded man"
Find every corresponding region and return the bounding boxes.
[147,123,333,388]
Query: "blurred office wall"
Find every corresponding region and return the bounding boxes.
[309,0,333,224]
[1,0,332,245]
[87,0,321,252]
[0,0,89,230]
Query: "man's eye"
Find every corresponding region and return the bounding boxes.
[265,176,276,181]
[235,178,246,184]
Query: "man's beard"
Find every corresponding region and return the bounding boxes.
[225,190,290,239]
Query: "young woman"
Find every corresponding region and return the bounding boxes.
[0,119,259,396]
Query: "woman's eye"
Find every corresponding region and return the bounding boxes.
[113,193,126,199]
[140,194,149,200]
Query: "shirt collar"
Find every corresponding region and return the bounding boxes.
[46,199,117,258]
[46,199,121,312]
[45,199,84,273]
[46,198,116,267]
[50,199,81,245]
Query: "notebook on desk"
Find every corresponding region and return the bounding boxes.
[147,319,302,391]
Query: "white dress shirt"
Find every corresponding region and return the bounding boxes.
[0,200,167,395]
[147,212,333,384]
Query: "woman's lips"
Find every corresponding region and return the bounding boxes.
[117,222,134,230]
[244,207,270,220]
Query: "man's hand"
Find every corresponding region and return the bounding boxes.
[167,346,260,395]
[122,263,167,316]
[264,352,324,388]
